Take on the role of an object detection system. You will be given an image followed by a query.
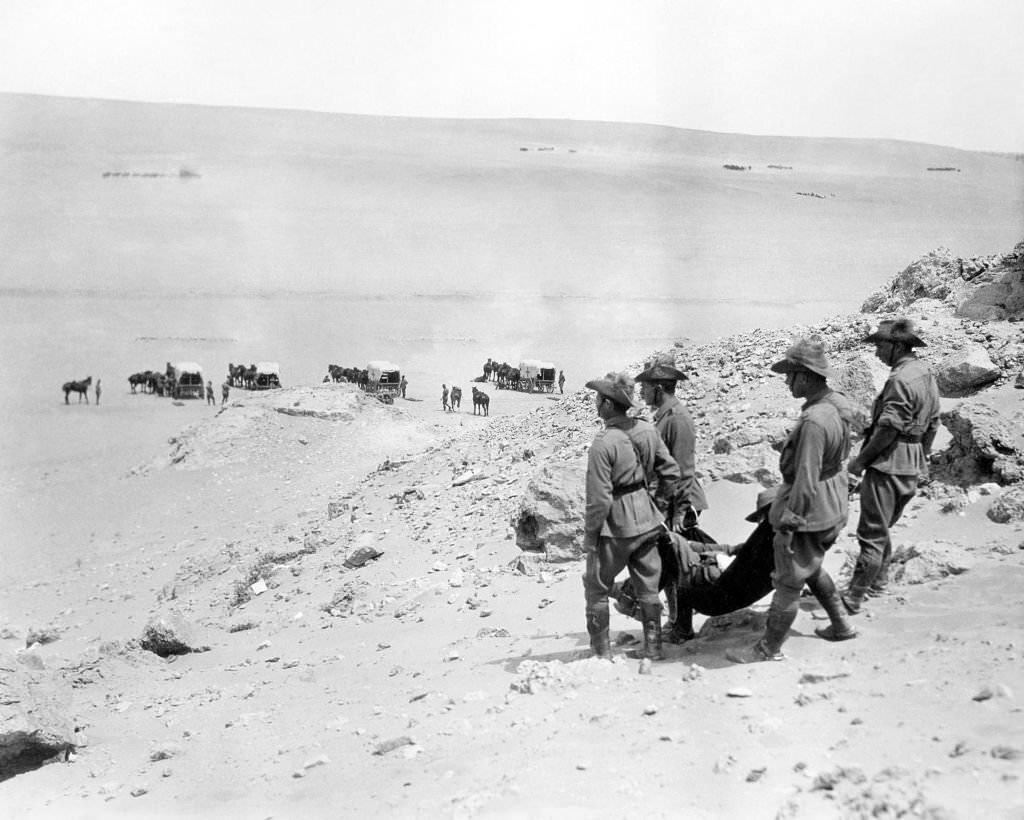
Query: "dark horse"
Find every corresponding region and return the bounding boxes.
[471,386,489,416]
[63,376,92,404]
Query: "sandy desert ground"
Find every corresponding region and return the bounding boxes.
[2,96,1023,818]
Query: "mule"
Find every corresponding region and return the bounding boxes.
[471,386,489,416]
[450,386,462,410]
[63,376,92,404]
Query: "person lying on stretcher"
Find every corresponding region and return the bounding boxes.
[610,487,778,643]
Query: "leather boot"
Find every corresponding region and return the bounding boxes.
[761,600,798,657]
[628,603,664,660]
[666,605,695,644]
[841,581,868,615]
[867,562,890,597]
[807,572,859,641]
[726,599,796,663]
[586,606,612,659]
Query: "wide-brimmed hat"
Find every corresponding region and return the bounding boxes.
[745,486,780,522]
[586,372,637,409]
[635,354,688,383]
[769,337,834,379]
[863,318,927,347]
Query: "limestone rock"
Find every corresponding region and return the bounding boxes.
[955,242,1024,321]
[140,611,210,658]
[512,458,586,562]
[0,651,77,780]
[936,345,1002,397]
[890,542,974,584]
[861,247,960,313]
[935,401,1024,486]
[987,487,1024,524]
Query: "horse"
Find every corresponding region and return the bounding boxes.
[63,376,92,404]
[471,386,489,416]
[450,386,462,410]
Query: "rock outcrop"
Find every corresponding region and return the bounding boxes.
[934,401,1024,486]
[513,459,587,561]
[0,652,77,781]
[860,240,1024,321]
[935,344,1002,396]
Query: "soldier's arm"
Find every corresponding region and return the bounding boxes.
[779,419,826,531]
[849,426,900,475]
[583,439,615,550]
[850,377,907,474]
[666,416,699,514]
[651,434,681,512]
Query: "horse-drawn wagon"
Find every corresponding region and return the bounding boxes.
[254,362,282,390]
[518,359,557,393]
[170,362,204,399]
[362,360,402,403]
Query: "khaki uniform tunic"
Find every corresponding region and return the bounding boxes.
[584,414,681,549]
[770,391,853,533]
[867,355,941,477]
[652,396,709,513]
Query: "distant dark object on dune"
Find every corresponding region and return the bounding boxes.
[723,164,751,171]
[927,167,961,172]
[795,191,835,200]
[767,164,793,170]
[101,166,201,180]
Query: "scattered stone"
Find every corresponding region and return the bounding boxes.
[746,767,767,782]
[990,745,1024,761]
[373,736,414,756]
[130,786,148,798]
[988,487,1024,524]
[140,611,210,658]
[726,687,753,698]
[936,345,1001,396]
[343,546,383,569]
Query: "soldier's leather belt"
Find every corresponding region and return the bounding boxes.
[896,433,923,443]
[612,481,646,497]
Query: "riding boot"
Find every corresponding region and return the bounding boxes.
[639,602,664,660]
[586,606,612,659]
[666,605,695,644]
[807,572,859,641]
[867,562,890,597]
[841,579,869,615]
[762,599,798,657]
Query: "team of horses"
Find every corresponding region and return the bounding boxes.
[481,359,526,390]
[326,364,369,386]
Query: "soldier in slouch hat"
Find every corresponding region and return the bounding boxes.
[635,354,709,641]
[843,318,940,614]
[582,372,680,660]
[728,337,858,663]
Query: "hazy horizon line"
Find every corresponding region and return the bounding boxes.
[4,91,1017,157]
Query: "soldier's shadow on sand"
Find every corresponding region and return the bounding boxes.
[491,626,827,674]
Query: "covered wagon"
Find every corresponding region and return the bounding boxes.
[363,360,402,402]
[254,362,282,390]
[518,359,557,393]
[170,362,204,399]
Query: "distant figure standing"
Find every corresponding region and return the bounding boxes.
[94,378,102,405]
[206,380,215,405]
[221,381,230,405]
[400,375,408,398]
[558,370,565,394]
[442,384,450,412]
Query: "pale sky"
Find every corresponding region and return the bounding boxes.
[1,0,1022,152]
